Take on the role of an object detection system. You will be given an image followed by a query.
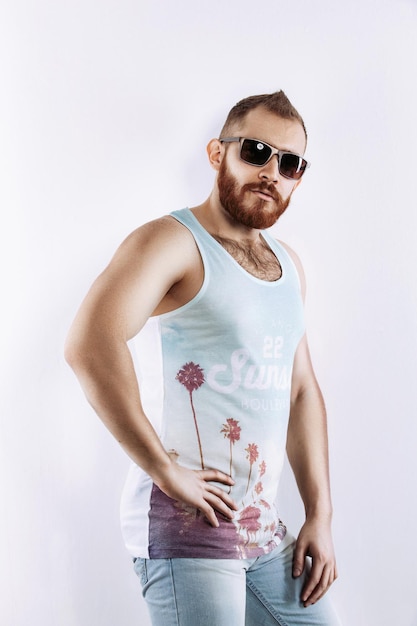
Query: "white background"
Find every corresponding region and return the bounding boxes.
[1,1,417,624]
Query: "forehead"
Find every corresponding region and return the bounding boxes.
[232,107,306,155]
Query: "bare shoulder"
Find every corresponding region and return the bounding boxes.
[277,239,306,299]
[108,214,199,280]
[73,214,201,338]
[121,214,196,257]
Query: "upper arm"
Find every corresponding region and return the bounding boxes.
[278,239,306,302]
[277,240,319,400]
[67,216,198,350]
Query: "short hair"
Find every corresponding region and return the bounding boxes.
[219,90,307,143]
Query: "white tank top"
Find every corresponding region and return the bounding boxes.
[120,208,305,559]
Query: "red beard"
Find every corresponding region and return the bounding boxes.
[217,159,291,229]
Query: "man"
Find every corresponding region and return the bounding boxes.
[65,91,341,625]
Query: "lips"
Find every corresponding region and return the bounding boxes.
[250,186,278,201]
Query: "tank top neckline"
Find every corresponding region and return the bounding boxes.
[176,208,285,286]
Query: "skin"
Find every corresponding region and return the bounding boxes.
[65,106,337,608]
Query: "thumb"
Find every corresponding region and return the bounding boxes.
[292,539,307,578]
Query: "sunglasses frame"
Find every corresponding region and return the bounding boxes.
[220,137,310,180]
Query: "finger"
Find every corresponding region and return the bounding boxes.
[301,559,323,603]
[199,468,235,485]
[204,491,237,520]
[198,501,220,527]
[195,485,237,526]
[306,576,332,606]
[302,562,333,606]
[205,483,238,510]
[292,542,307,578]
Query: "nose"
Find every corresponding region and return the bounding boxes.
[258,155,280,183]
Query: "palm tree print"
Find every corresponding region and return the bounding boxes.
[176,362,205,469]
[237,505,262,544]
[254,481,263,495]
[245,443,259,494]
[220,418,241,489]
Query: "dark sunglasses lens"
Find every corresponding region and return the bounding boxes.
[240,139,271,166]
[280,154,307,180]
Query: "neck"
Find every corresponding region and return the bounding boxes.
[191,192,262,244]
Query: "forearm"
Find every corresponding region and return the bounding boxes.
[65,334,172,483]
[287,381,333,521]
[65,332,238,526]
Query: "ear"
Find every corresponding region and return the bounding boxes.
[206,138,224,171]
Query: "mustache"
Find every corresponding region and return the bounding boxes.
[245,182,281,202]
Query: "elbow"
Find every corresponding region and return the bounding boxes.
[64,337,82,373]
[64,332,92,375]
[64,316,103,373]
[64,328,124,376]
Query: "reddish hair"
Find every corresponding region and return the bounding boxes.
[219,90,307,143]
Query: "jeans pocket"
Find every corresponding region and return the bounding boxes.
[133,557,148,587]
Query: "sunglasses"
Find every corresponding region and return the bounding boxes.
[220,137,310,181]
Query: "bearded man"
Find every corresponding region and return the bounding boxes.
[65,91,342,626]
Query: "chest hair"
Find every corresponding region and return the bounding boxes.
[212,235,282,282]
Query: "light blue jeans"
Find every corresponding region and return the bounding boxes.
[133,538,341,626]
